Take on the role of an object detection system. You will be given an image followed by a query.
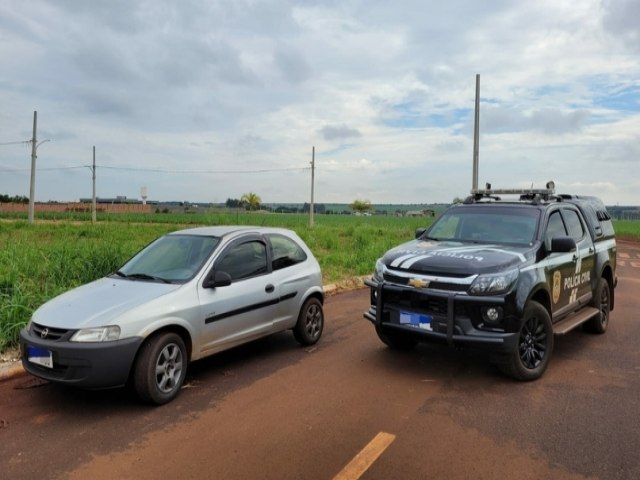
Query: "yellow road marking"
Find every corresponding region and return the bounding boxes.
[333,432,396,480]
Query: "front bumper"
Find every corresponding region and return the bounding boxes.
[364,279,518,353]
[19,327,143,389]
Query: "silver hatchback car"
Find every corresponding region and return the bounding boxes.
[20,226,324,404]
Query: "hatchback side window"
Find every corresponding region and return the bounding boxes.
[216,241,268,281]
[562,209,585,241]
[545,211,567,245]
[267,234,307,271]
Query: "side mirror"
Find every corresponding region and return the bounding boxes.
[203,270,232,289]
[550,237,576,253]
[415,228,427,239]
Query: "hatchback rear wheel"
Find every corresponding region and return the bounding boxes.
[293,297,324,346]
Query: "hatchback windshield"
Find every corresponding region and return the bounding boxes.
[425,206,540,246]
[117,234,220,282]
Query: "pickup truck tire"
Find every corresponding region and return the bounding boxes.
[499,301,553,381]
[585,278,610,334]
[293,297,324,346]
[375,325,418,350]
[133,332,187,405]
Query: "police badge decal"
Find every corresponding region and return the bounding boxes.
[552,271,561,304]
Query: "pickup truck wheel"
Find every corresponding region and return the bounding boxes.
[585,278,610,334]
[375,325,418,350]
[500,301,553,381]
[293,297,324,346]
[133,332,187,405]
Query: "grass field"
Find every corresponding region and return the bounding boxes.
[610,220,640,240]
[1,212,637,352]
[0,213,429,351]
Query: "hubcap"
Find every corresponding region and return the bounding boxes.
[600,286,610,326]
[305,304,322,338]
[519,316,547,369]
[155,343,183,394]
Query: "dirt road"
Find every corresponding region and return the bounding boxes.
[1,243,639,479]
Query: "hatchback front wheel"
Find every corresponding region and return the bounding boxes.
[133,332,187,405]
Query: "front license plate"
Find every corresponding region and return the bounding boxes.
[399,311,433,331]
[27,346,53,369]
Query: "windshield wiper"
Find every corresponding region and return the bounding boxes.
[121,272,172,284]
[113,270,127,278]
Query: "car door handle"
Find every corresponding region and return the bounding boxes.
[265,284,275,293]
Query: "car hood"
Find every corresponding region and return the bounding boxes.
[381,239,534,275]
[32,277,182,329]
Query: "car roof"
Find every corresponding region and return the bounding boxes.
[168,225,295,238]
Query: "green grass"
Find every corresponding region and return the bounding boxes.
[0,213,429,351]
[1,213,637,352]
[611,220,640,240]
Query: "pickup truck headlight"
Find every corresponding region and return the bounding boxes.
[70,326,121,342]
[469,269,519,295]
[373,259,386,282]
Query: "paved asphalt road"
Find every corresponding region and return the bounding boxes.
[1,242,639,480]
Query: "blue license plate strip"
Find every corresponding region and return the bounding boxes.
[27,346,53,368]
[399,311,433,331]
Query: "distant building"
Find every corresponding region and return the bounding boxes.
[79,196,158,205]
[405,209,435,217]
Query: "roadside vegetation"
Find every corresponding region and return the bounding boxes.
[1,211,638,352]
[0,212,429,351]
[611,220,640,241]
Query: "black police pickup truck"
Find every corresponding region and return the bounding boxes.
[364,183,617,380]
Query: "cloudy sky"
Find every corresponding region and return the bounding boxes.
[0,0,638,205]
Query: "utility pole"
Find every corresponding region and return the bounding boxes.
[472,74,480,192]
[28,111,37,224]
[310,146,315,227]
[92,146,97,224]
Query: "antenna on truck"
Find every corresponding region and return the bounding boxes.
[472,74,480,191]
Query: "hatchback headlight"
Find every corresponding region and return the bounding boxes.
[469,270,519,295]
[70,326,121,342]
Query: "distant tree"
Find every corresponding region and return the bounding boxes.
[241,192,262,211]
[350,199,372,213]
[0,194,28,204]
[225,198,242,208]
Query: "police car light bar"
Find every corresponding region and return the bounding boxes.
[471,181,556,196]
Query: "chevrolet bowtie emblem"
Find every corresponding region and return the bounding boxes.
[408,278,430,289]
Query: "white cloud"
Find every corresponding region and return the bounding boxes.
[0,0,638,206]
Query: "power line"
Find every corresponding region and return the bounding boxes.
[97,165,310,174]
[0,140,30,146]
[0,164,310,174]
[0,165,87,172]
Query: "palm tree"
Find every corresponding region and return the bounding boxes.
[240,192,261,211]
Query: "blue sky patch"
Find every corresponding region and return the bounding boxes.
[592,85,640,112]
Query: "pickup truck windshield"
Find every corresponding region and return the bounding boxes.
[426,206,540,246]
